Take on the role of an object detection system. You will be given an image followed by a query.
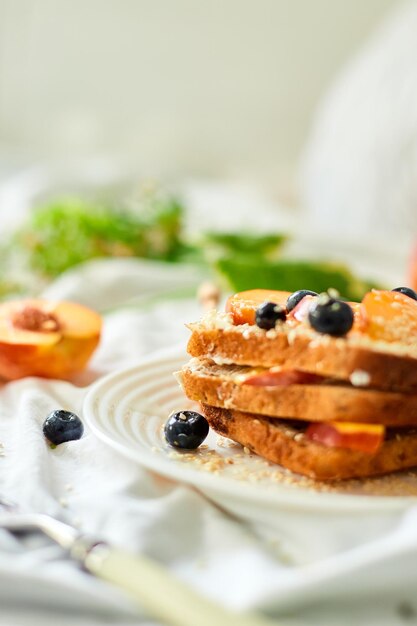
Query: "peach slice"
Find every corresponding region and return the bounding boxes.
[226,290,291,325]
[0,299,102,380]
[306,421,385,454]
[226,289,363,336]
[359,290,417,342]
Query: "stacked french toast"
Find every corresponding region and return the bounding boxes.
[179,288,417,480]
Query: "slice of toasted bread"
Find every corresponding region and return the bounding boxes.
[187,316,417,392]
[180,359,417,426]
[201,404,417,480]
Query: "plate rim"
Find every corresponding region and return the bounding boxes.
[83,348,417,514]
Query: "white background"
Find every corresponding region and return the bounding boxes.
[0,0,398,199]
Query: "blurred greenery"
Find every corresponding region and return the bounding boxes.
[15,193,183,277]
[201,232,287,258]
[0,185,380,301]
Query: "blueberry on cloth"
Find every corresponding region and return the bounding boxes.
[43,409,84,445]
[164,410,209,449]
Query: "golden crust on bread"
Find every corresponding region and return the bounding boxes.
[201,404,417,481]
[187,324,417,392]
[180,360,417,426]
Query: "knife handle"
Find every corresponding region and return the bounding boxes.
[82,542,276,626]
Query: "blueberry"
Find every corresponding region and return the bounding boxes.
[43,409,84,445]
[286,290,318,312]
[164,410,209,450]
[308,298,354,336]
[255,301,286,330]
[392,287,417,301]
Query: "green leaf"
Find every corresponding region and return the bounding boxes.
[214,257,381,301]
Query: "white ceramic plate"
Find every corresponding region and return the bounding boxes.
[83,349,417,520]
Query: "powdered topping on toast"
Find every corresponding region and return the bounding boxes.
[190,308,235,331]
[188,292,417,360]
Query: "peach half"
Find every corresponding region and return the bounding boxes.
[0,299,102,380]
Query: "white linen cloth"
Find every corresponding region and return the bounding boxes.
[0,259,417,626]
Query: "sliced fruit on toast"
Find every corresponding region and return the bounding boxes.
[188,289,417,391]
[201,404,417,481]
[187,319,417,392]
[226,290,290,325]
[180,359,417,425]
[305,421,384,454]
